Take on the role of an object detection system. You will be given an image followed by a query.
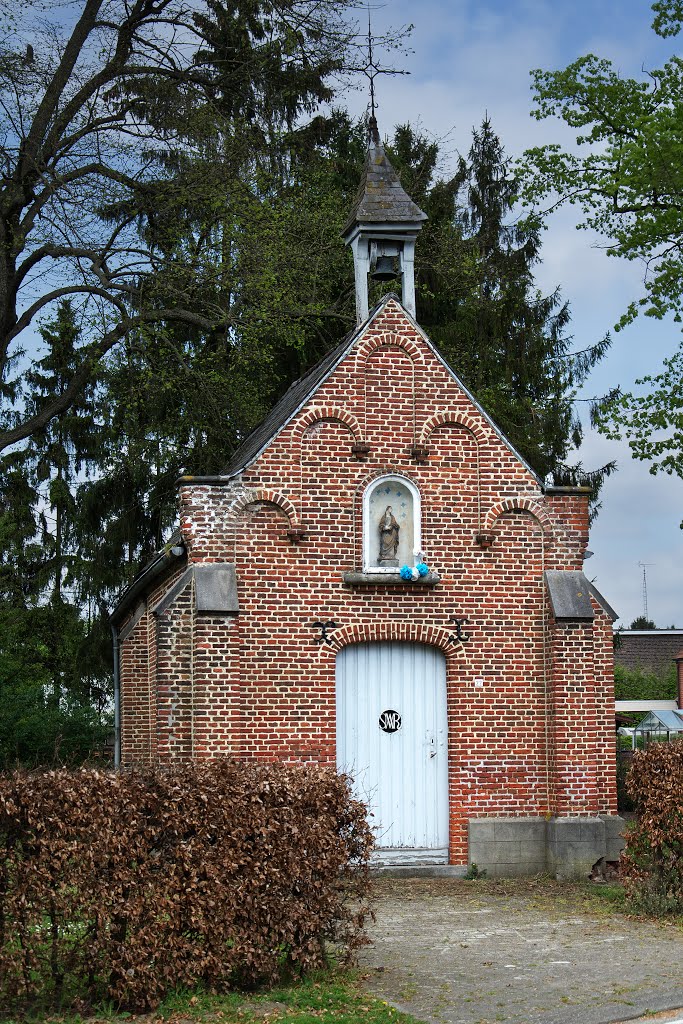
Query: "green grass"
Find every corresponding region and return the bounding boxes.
[577,881,628,913]
[10,973,420,1024]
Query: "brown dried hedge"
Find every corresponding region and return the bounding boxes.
[622,741,683,914]
[0,760,373,1013]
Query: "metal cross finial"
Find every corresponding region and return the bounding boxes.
[355,2,410,138]
[367,3,377,122]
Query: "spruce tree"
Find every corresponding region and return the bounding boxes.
[0,302,111,766]
[411,118,611,482]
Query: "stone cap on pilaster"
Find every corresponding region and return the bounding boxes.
[545,570,594,622]
[151,563,239,617]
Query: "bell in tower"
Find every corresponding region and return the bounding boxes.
[342,117,427,325]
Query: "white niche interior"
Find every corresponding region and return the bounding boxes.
[363,475,421,573]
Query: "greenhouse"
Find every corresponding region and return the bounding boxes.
[633,709,683,747]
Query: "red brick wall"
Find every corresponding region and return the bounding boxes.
[593,601,618,814]
[118,298,616,863]
[119,564,186,765]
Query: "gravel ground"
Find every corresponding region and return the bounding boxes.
[360,878,683,1024]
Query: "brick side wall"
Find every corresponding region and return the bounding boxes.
[550,620,598,815]
[120,612,154,765]
[118,299,615,863]
[119,563,186,766]
[156,580,193,760]
[593,602,618,815]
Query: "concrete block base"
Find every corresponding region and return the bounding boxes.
[601,813,627,862]
[468,816,625,880]
[375,865,468,878]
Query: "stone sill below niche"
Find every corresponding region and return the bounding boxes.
[341,571,441,587]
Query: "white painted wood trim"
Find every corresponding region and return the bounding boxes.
[615,700,679,711]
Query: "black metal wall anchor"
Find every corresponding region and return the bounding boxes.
[312,620,338,645]
[448,616,470,644]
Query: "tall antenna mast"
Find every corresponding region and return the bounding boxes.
[638,561,654,622]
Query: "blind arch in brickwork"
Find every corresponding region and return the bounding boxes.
[355,331,424,368]
[419,411,487,446]
[295,405,363,444]
[483,497,553,536]
[228,488,300,527]
[357,334,422,444]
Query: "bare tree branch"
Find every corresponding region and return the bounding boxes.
[0,0,361,443]
[0,305,218,452]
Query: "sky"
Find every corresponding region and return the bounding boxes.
[343,0,683,628]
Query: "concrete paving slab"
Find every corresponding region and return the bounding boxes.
[360,878,683,1024]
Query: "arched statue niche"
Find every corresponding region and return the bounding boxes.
[363,475,421,572]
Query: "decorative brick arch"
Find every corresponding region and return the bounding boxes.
[483,497,553,536]
[356,333,423,445]
[353,465,422,496]
[229,488,300,527]
[322,621,465,659]
[355,330,424,367]
[419,411,486,446]
[295,405,363,443]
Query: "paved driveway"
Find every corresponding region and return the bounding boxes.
[360,878,683,1024]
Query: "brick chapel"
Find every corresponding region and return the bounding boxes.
[112,120,624,877]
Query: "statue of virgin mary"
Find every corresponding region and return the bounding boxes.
[378,505,400,565]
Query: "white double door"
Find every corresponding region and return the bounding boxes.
[336,642,448,863]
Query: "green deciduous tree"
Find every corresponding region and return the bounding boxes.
[519,0,683,488]
[599,346,683,482]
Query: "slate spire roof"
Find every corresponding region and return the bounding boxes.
[342,117,427,236]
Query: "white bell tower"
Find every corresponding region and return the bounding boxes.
[342,117,427,325]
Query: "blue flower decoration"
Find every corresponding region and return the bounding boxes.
[399,565,413,580]
[416,562,429,577]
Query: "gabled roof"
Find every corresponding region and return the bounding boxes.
[216,294,543,485]
[342,118,427,236]
[221,325,360,477]
[634,710,683,733]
